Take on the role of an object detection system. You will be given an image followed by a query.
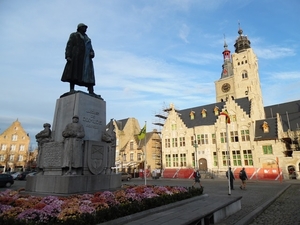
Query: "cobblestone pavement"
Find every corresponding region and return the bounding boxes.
[129,177,294,225]
[213,180,291,225]
[249,184,300,225]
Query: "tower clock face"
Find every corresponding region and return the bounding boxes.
[222,83,231,93]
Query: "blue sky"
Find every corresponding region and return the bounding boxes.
[1,0,299,147]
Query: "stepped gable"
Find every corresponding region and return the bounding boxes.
[235,97,251,115]
[264,99,300,132]
[178,97,250,128]
[254,118,277,141]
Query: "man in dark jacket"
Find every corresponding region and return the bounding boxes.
[239,167,248,189]
[61,23,96,95]
[226,167,235,190]
[192,169,202,188]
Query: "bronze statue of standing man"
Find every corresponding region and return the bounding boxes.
[61,23,96,95]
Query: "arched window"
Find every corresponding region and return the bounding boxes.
[242,70,248,79]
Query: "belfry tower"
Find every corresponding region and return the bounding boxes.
[215,25,265,120]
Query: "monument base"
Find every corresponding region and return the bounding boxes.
[26,91,119,196]
[25,174,121,196]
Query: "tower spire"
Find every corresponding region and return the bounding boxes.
[220,33,233,79]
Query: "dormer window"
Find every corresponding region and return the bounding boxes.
[262,121,269,133]
[201,109,207,118]
[213,106,219,116]
[190,111,195,120]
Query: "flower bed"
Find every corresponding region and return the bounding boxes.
[0,185,203,225]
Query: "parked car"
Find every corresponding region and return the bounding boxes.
[25,171,38,180]
[17,171,32,180]
[7,171,21,180]
[121,172,132,181]
[0,174,14,188]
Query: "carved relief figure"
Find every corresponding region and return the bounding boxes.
[102,119,115,143]
[35,123,52,173]
[62,115,85,175]
[102,119,117,173]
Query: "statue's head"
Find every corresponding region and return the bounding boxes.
[43,123,51,128]
[77,23,88,29]
[72,115,79,122]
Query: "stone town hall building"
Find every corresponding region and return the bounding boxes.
[160,27,300,180]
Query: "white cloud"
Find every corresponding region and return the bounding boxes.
[271,71,300,80]
[255,46,295,59]
[179,24,190,43]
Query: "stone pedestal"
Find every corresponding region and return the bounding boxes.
[25,174,121,195]
[25,92,120,195]
[52,91,106,142]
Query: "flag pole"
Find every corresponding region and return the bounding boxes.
[226,122,231,195]
[221,109,231,195]
[144,121,147,185]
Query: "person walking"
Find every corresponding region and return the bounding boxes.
[239,167,248,190]
[192,169,202,188]
[226,167,235,190]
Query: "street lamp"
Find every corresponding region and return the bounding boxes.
[119,152,126,172]
[194,137,198,169]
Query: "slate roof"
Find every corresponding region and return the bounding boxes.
[115,118,129,130]
[177,97,251,128]
[254,118,277,141]
[264,99,300,132]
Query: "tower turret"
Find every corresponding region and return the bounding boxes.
[234,24,251,53]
